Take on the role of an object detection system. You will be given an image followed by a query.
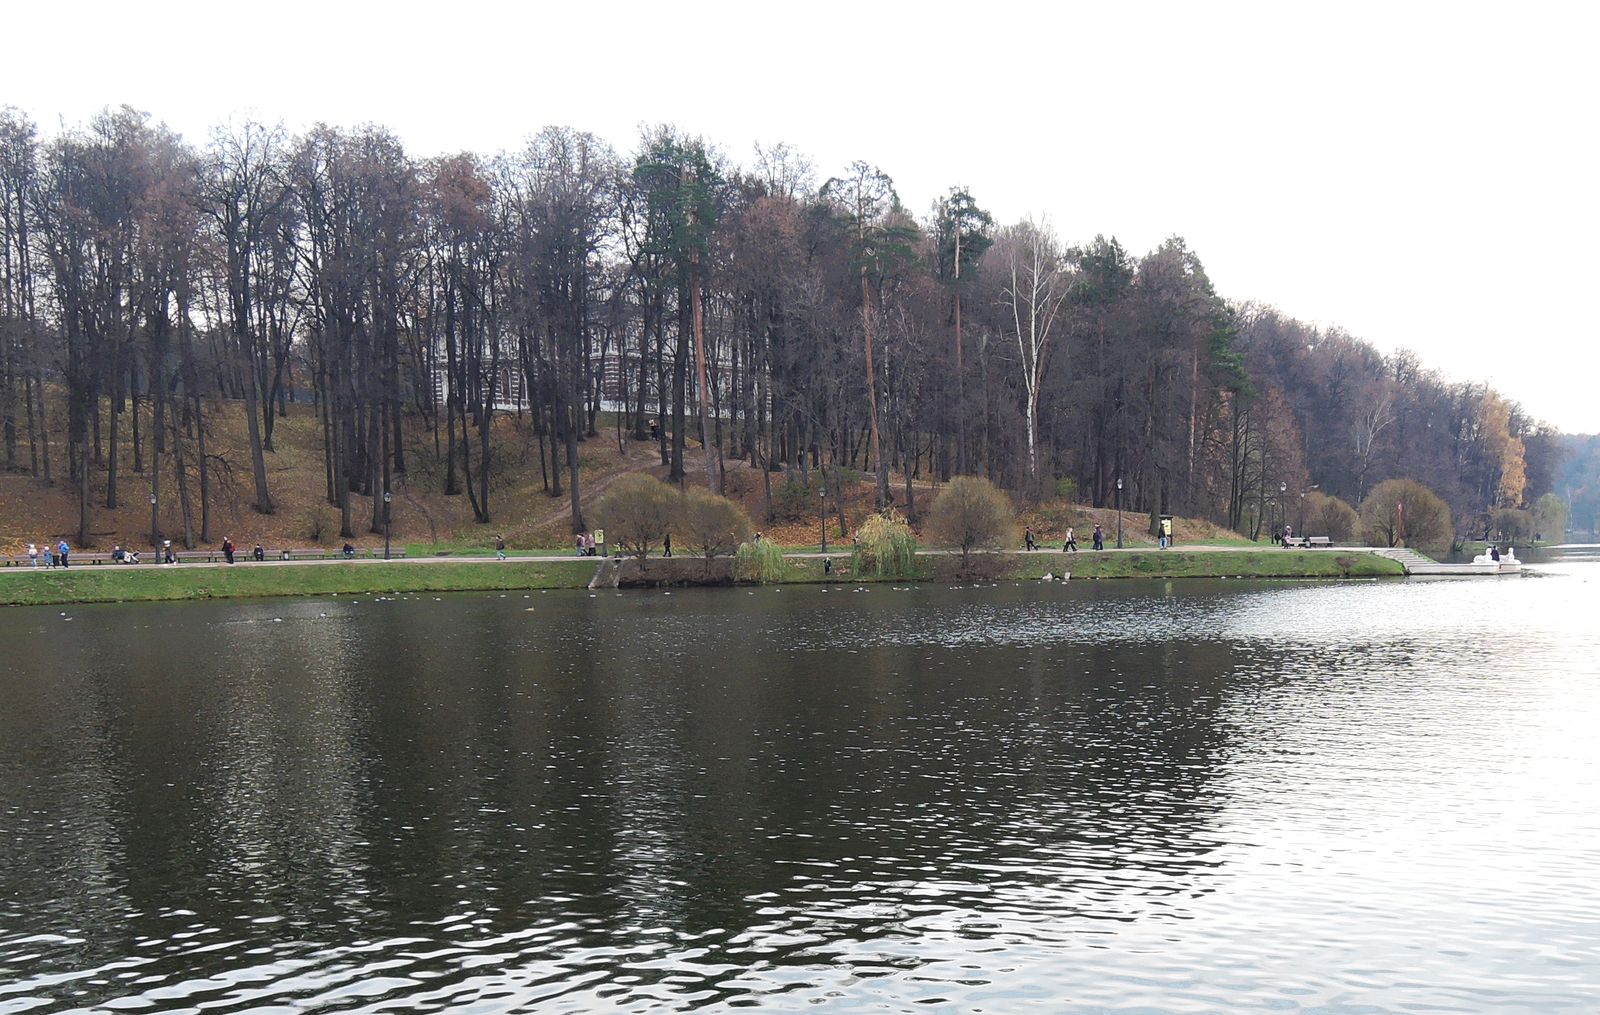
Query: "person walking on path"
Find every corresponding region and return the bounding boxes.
[27,542,37,567]
[1063,527,1078,552]
[1024,526,1038,551]
[575,534,585,557]
[1159,517,1173,549]
[585,533,596,557]
[57,539,70,568]
[663,533,672,558]
[495,535,507,560]
[1092,524,1104,551]
[222,537,235,564]
[46,543,57,568]
[163,540,175,564]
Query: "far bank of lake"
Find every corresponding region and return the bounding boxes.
[0,549,1404,607]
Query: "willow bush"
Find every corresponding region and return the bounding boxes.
[734,539,793,583]
[851,511,919,579]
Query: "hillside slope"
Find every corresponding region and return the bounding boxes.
[1,399,1231,553]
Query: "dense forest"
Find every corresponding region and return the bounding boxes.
[1558,435,1600,536]
[0,105,1574,547]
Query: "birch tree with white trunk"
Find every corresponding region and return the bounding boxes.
[997,217,1070,489]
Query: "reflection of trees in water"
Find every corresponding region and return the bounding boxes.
[0,589,1279,1010]
[0,619,129,988]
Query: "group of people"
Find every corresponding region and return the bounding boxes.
[572,532,605,557]
[217,538,269,564]
[23,537,288,568]
[24,540,73,568]
[1023,524,1109,553]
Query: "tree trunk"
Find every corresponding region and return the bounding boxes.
[691,260,717,491]
[194,395,211,543]
[861,268,887,510]
[239,331,273,513]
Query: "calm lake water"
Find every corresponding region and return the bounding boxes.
[3,549,1598,1014]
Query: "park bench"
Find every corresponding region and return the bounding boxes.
[1283,536,1309,548]
[300,547,407,560]
[1307,536,1333,548]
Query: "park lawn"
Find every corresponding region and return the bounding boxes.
[1006,549,1403,580]
[0,549,1404,607]
[0,560,601,607]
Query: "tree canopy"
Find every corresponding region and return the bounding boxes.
[0,103,1571,550]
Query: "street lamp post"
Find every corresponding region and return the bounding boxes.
[149,492,158,549]
[819,486,828,554]
[1279,481,1287,539]
[1116,476,1124,549]
[383,490,392,560]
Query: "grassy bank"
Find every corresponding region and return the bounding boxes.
[774,549,1402,583]
[0,549,1402,607]
[1005,549,1403,580]
[0,560,601,607]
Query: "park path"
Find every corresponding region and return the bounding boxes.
[0,542,1360,575]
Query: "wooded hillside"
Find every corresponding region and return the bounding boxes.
[0,106,1566,546]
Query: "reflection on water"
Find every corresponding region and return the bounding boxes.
[2,550,1599,1013]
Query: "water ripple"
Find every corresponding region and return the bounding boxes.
[2,552,1598,1013]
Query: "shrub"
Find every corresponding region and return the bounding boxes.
[1532,492,1568,541]
[851,510,919,578]
[1300,491,1359,543]
[597,474,677,559]
[773,478,814,521]
[926,475,1018,565]
[720,469,753,499]
[676,486,754,574]
[304,508,331,543]
[1359,478,1452,551]
[734,539,793,583]
[1490,507,1534,544]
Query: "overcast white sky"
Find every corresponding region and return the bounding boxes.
[6,0,1597,431]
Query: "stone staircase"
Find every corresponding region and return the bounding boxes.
[588,558,620,589]
[1372,547,1435,573]
[1371,546,1499,575]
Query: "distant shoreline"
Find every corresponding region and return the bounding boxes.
[0,549,1404,607]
